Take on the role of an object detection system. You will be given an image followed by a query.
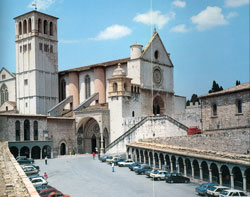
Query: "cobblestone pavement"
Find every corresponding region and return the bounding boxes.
[35,155,199,197]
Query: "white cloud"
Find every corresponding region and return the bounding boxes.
[91,25,132,41]
[191,6,228,31]
[133,10,176,29]
[170,24,190,33]
[226,12,238,19]
[225,0,249,7]
[28,0,57,10]
[172,0,186,8]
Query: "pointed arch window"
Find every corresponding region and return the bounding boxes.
[0,84,8,106]
[34,121,38,140]
[85,75,91,99]
[38,18,42,33]
[28,18,32,33]
[15,121,20,141]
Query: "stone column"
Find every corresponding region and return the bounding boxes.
[230,174,234,189]
[191,164,194,178]
[143,152,146,164]
[209,169,212,183]
[40,149,42,159]
[29,150,31,159]
[18,149,20,157]
[148,153,151,166]
[170,159,173,173]
[243,176,247,192]
[200,167,203,180]
[184,164,187,176]
[153,154,156,169]
[177,162,180,173]
[219,172,222,186]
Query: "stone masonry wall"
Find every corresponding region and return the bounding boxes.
[142,130,250,154]
[0,141,39,197]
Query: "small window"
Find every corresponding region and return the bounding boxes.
[132,111,135,117]
[237,100,242,113]
[44,44,49,52]
[50,45,53,53]
[6,106,8,111]
[124,83,127,91]
[24,79,28,85]
[20,46,22,53]
[113,83,117,92]
[39,43,43,51]
[23,45,27,52]
[154,50,159,59]
[25,102,28,107]
[2,75,6,80]
[212,104,217,116]
[28,43,31,50]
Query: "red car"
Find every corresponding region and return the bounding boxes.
[49,191,70,197]
[39,188,60,197]
[187,126,202,135]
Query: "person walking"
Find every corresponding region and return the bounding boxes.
[44,172,48,180]
[92,152,95,160]
[45,156,47,165]
[112,162,115,172]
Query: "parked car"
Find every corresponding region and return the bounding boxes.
[28,173,40,180]
[16,157,34,164]
[118,159,134,167]
[35,184,53,193]
[219,189,250,197]
[22,166,39,175]
[165,173,190,183]
[150,170,169,181]
[134,164,152,175]
[106,156,121,164]
[207,186,230,197]
[129,162,140,171]
[195,182,218,196]
[109,158,124,166]
[31,177,48,187]
[99,155,112,162]
[48,191,70,197]
[39,187,59,197]
[22,164,40,171]
[145,169,159,178]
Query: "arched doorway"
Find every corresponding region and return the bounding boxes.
[31,146,41,159]
[210,163,219,184]
[154,153,159,168]
[171,156,176,172]
[193,160,200,179]
[165,155,171,171]
[221,165,231,187]
[145,150,149,164]
[43,145,51,158]
[60,143,66,155]
[91,134,96,153]
[232,167,243,190]
[20,146,29,158]
[10,147,18,158]
[140,150,144,163]
[185,159,192,176]
[201,161,209,181]
[153,96,164,115]
[178,157,184,174]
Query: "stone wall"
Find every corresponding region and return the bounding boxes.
[0,141,39,196]
[142,130,250,154]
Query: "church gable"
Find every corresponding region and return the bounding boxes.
[141,32,173,67]
[0,67,15,81]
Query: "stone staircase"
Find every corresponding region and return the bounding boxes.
[105,114,188,154]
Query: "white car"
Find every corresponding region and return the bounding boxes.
[219,189,249,197]
[207,186,230,197]
[150,170,168,180]
[118,159,134,167]
[31,177,48,187]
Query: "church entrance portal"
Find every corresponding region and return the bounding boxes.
[91,135,96,153]
[153,96,164,115]
[60,143,66,155]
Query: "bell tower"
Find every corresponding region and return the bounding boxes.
[14,11,59,114]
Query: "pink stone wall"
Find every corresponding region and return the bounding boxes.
[94,67,106,103]
[68,72,79,108]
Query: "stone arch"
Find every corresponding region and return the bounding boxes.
[165,154,171,171]
[15,120,20,141]
[149,152,153,167]
[178,157,184,174]
[9,147,18,158]
[24,119,30,141]
[232,166,243,190]
[28,18,31,33]
[31,146,41,159]
[153,95,164,115]
[244,168,250,192]
[136,149,139,162]
[154,152,159,168]
[185,158,192,176]
[38,18,42,33]
[201,161,209,181]
[33,121,38,140]
[23,19,27,34]
[59,142,66,156]
[20,146,29,158]
[140,150,144,163]
[19,21,22,35]
[220,165,231,187]
[210,163,219,184]
[43,145,52,158]
[171,155,176,172]
[193,159,200,178]
[49,22,53,36]
[159,153,164,170]
[145,150,149,164]
[43,20,48,34]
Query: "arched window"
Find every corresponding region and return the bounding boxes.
[49,22,53,36]
[154,50,159,59]
[237,100,242,113]
[23,20,27,34]
[0,84,8,106]
[124,83,127,91]
[15,121,20,141]
[44,20,48,34]
[85,75,90,99]
[38,18,42,33]
[113,83,117,92]
[34,121,38,140]
[212,104,217,116]
[132,111,135,117]
[59,79,66,101]
[19,21,22,35]
[28,18,32,33]
[24,120,30,141]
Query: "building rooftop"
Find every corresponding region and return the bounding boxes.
[199,82,250,98]
[13,10,59,20]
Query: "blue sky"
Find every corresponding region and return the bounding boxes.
[0,0,249,99]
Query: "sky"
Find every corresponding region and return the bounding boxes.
[0,0,249,100]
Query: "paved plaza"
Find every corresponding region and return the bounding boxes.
[35,155,199,197]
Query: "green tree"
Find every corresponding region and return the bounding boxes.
[208,80,223,93]
[236,80,241,86]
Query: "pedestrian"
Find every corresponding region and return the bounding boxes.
[112,162,114,172]
[44,172,48,180]
[45,156,47,165]
[92,152,95,160]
